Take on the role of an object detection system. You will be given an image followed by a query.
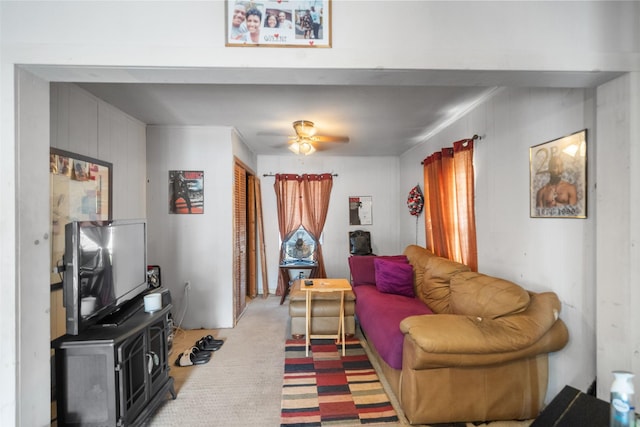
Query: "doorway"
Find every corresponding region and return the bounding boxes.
[233,159,259,325]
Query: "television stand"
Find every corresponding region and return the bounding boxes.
[53,303,175,426]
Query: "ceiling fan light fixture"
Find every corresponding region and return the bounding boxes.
[289,138,316,155]
[293,120,316,138]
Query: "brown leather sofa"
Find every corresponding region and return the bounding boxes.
[288,279,356,338]
[356,245,569,425]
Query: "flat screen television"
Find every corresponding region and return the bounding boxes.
[63,219,149,335]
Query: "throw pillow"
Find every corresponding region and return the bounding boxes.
[349,255,408,286]
[374,258,415,297]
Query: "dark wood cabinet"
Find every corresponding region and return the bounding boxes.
[53,304,175,426]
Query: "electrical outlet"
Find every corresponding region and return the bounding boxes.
[185,281,191,291]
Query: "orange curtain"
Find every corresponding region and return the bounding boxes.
[453,140,478,271]
[274,173,333,296]
[422,139,477,271]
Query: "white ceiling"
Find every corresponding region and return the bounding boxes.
[40,66,620,157]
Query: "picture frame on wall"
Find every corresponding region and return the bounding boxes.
[349,196,372,225]
[169,170,204,214]
[226,1,331,47]
[529,129,587,218]
[50,148,112,287]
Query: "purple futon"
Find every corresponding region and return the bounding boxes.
[348,255,432,369]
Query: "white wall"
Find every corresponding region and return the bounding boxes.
[1,1,638,424]
[258,155,401,292]
[16,81,148,427]
[146,125,242,329]
[51,83,147,219]
[232,128,258,170]
[596,73,640,400]
[1,1,636,72]
[400,86,598,403]
[16,68,51,427]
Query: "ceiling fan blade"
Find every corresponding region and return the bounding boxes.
[270,144,292,151]
[314,135,350,143]
[257,130,290,137]
[312,144,332,152]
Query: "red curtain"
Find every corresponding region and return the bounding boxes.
[274,173,333,296]
[422,139,478,271]
[300,174,333,278]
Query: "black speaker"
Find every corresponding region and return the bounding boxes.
[531,385,609,427]
[147,286,172,306]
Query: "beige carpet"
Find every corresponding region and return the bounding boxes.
[148,295,289,426]
[148,296,534,427]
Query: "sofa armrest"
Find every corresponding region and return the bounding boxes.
[399,292,569,369]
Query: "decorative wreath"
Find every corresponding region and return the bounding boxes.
[407,185,424,216]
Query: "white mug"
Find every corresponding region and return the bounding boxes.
[143,293,162,313]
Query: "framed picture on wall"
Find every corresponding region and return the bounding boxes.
[50,148,112,287]
[225,1,331,47]
[349,196,372,225]
[169,170,204,214]
[529,129,587,218]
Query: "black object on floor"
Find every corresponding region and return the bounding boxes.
[196,339,221,352]
[195,335,223,351]
[530,385,610,426]
[203,334,224,345]
[175,347,211,366]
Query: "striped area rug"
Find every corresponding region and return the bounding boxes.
[280,338,399,426]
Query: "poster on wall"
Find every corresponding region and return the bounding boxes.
[529,129,587,218]
[226,0,331,47]
[50,148,112,287]
[349,196,372,225]
[169,170,204,214]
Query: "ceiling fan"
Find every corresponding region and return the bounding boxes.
[266,120,349,155]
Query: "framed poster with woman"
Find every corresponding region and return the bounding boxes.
[226,1,331,47]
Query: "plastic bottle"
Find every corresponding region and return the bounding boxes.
[611,371,635,427]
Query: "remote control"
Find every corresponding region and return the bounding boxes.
[304,280,313,286]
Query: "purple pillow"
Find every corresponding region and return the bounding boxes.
[349,255,408,286]
[373,258,415,297]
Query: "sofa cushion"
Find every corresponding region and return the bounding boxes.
[374,258,415,297]
[349,255,408,287]
[418,255,470,314]
[353,284,432,369]
[449,271,530,319]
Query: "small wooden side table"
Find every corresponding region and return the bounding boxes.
[300,278,352,357]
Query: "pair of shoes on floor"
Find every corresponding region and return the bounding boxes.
[174,335,225,367]
[174,346,212,367]
[195,335,224,352]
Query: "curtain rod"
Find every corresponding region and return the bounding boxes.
[262,173,338,177]
[420,134,481,165]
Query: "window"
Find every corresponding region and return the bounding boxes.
[281,226,316,264]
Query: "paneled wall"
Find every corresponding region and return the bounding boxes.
[49,83,147,339]
[145,125,238,329]
[596,73,640,400]
[51,83,147,219]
